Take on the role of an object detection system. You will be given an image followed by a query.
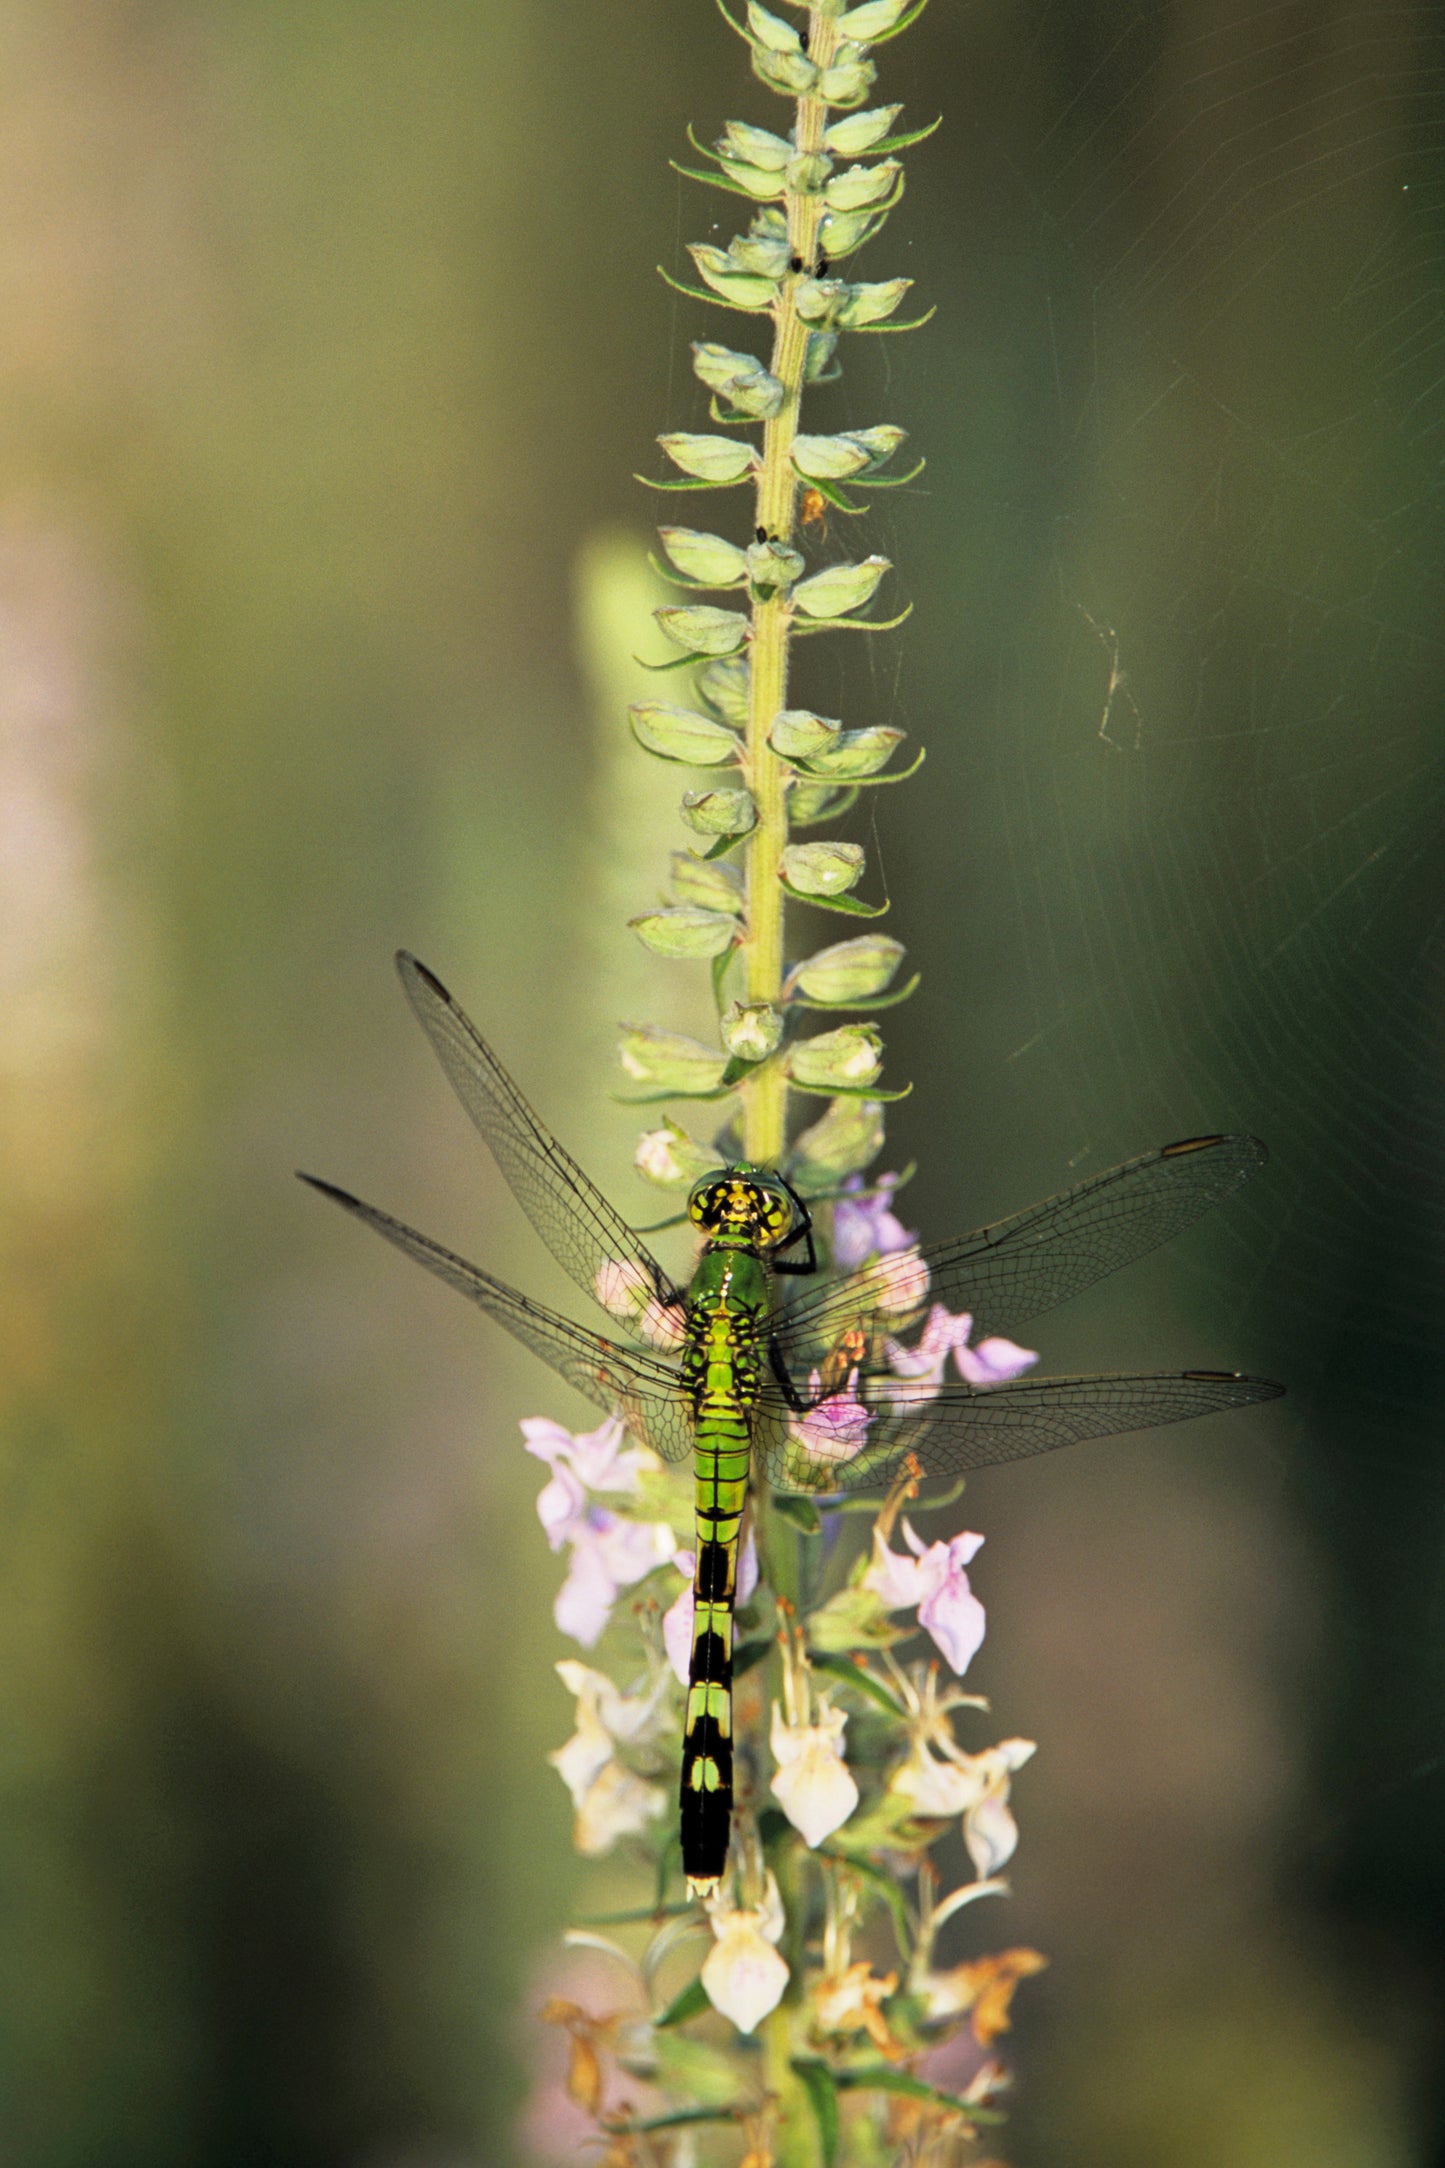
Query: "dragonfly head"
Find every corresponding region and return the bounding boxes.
[688,1163,799,1250]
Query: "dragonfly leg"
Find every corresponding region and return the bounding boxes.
[769,1179,817,1277]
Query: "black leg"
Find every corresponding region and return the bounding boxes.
[770,1178,817,1277]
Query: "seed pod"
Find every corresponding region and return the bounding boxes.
[654,605,749,657]
[680,787,757,838]
[791,556,889,620]
[671,851,745,914]
[824,104,902,155]
[630,907,740,960]
[720,1001,784,1062]
[629,703,741,767]
[781,841,866,897]
[618,1026,730,1093]
[787,1023,884,1090]
[658,528,750,587]
[788,934,904,1002]
[659,433,757,483]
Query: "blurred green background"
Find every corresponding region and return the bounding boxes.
[2,2,1442,2162]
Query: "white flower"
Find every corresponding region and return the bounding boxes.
[770,1697,859,1847]
[871,1245,931,1315]
[662,1527,760,1686]
[593,1261,688,1351]
[701,1871,789,2033]
[864,1518,987,1674]
[549,1660,670,1858]
[553,1511,677,1648]
[890,1735,1035,1875]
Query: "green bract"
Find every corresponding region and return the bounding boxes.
[780,840,866,897]
[686,245,777,308]
[791,555,889,619]
[746,538,805,592]
[835,277,913,327]
[769,708,841,760]
[792,432,875,480]
[803,724,906,777]
[787,1022,884,1089]
[789,1094,886,1185]
[824,103,902,154]
[747,1,803,54]
[659,433,758,483]
[629,703,741,766]
[670,851,745,915]
[839,0,911,37]
[629,907,739,960]
[659,528,750,587]
[680,786,757,838]
[696,655,751,723]
[717,120,793,170]
[787,933,905,1001]
[818,53,876,105]
[717,156,787,201]
[825,158,900,209]
[655,605,749,656]
[753,48,819,96]
[618,1026,730,1094]
[720,1000,785,1061]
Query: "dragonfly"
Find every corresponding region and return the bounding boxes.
[302,953,1282,1895]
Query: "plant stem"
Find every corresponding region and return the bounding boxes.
[742,9,839,1168]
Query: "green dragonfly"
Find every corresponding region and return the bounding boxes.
[302,953,1282,1894]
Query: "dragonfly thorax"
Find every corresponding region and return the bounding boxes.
[688,1164,797,1250]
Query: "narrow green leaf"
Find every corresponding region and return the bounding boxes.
[851,459,928,489]
[793,746,927,789]
[809,1651,908,1717]
[655,1975,711,2028]
[868,0,934,41]
[635,472,749,493]
[669,159,763,200]
[655,264,769,314]
[864,115,943,154]
[790,2059,840,2168]
[773,1492,823,1535]
[780,877,890,918]
[848,307,939,334]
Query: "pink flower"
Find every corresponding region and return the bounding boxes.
[864,1519,988,1675]
[787,1367,874,1465]
[523,1417,677,1648]
[663,1528,760,1685]
[833,1172,916,1269]
[882,1305,1036,1407]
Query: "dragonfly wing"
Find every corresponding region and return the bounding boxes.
[301,1176,696,1463]
[750,1368,1283,1493]
[397,952,686,1325]
[771,1133,1268,1374]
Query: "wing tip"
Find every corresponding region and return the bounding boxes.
[1182,1369,1285,1400]
[1161,1131,1269,1165]
[395,949,451,1003]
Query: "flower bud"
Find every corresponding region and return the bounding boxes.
[792,432,875,481]
[717,157,787,201]
[835,279,913,328]
[747,1,803,52]
[659,432,757,483]
[781,840,865,897]
[788,779,850,826]
[670,851,744,914]
[857,425,909,465]
[790,1095,885,1183]
[804,724,906,777]
[727,231,792,281]
[753,47,819,95]
[794,278,849,327]
[825,159,900,210]
[680,786,757,838]
[717,120,793,171]
[824,104,902,155]
[713,367,785,419]
[785,152,832,196]
[629,703,741,767]
[658,527,749,587]
[769,708,841,761]
[619,1026,730,1094]
[818,207,878,259]
[788,934,904,1002]
[818,53,877,106]
[791,555,889,620]
[746,537,804,594]
[696,654,751,724]
[630,908,739,960]
[788,1023,883,1089]
[687,246,777,310]
[692,340,767,392]
[721,1001,784,1061]
[654,605,748,657]
[636,1119,719,1189]
[838,0,909,35]
[804,331,840,382]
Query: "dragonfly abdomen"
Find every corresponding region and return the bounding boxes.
[679,1251,765,1896]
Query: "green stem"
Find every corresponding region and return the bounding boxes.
[742,9,839,1169]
